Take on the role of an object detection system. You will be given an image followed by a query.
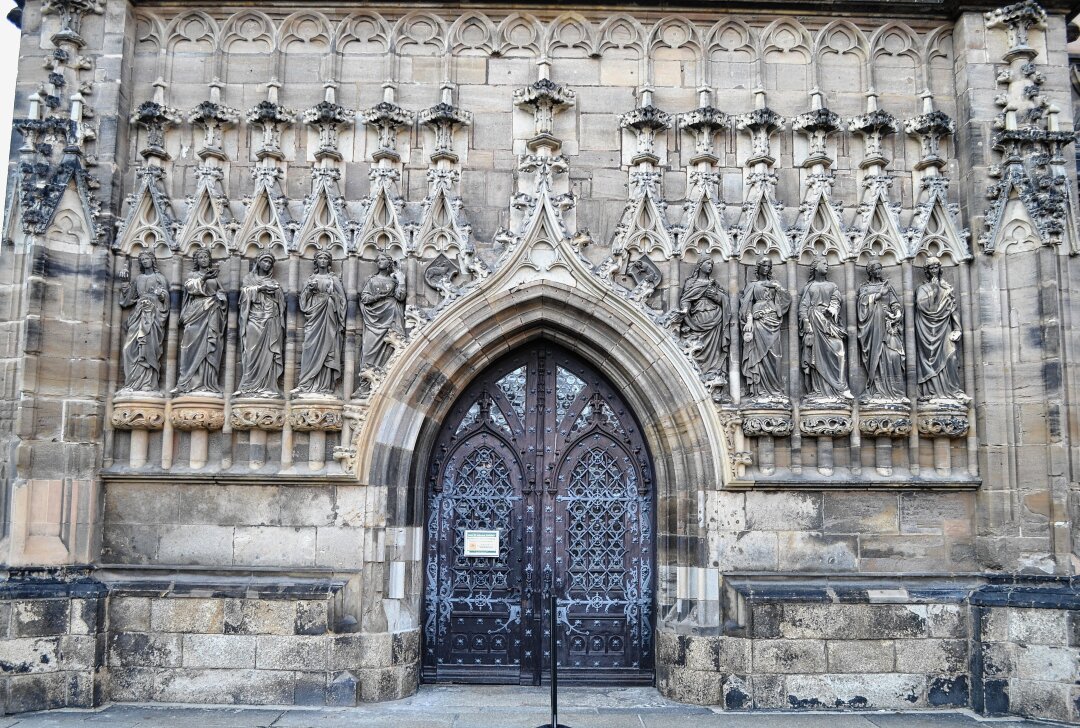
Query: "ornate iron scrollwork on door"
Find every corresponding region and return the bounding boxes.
[423,344,655,685]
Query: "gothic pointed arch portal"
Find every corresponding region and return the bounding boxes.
[422,341,655,685]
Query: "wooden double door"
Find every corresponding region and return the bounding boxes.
[422,343,655,685]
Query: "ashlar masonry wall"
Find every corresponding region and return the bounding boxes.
[0,0,1078,721]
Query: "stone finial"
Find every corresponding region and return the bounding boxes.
[131,92,182,163]
[848,88,898,168]
[679,87,729,163]
[302,81,355,163]
[419,84,472,163]
[189,80,240,162]
[792,89,841,167]
[513,67,576,149]
[41,0,104,48]
[361,83,414,162]
[246,80,296,162]
[619,86,672,165]
[736,87,785,164]
[984,0,1047,60]
[904,91,955,172]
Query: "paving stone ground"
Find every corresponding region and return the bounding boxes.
[0,687,1056,727]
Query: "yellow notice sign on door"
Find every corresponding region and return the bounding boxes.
[463,529,500,557]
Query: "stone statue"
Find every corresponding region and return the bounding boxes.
[798,256,852,401]
[739,258,791,402]
[236,252,286,397]
[679,258,733,386]
[915,256,967,401]
[358,252,406,391]
[118,251,170,393]
[857,260,906,402]
[294,251,346,396]
[175,248,227,395]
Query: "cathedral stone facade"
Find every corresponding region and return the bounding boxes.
[1,0,1079,722]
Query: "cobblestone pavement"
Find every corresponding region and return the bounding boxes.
[0,687,1055,727]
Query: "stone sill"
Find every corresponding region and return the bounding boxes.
[101,471,360,487]
[95,565,348,600]
[726,477,981,490]
[722,573,1080,609]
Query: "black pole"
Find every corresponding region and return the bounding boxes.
[550,590,558,728]
[537,578,569,728]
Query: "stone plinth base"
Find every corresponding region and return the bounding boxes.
[170,394,225,431]
[110,393,166,430]
[858,400,912,438]
[917,399,970,438]
[740,404,793,438]
[230,397,286,431]
[289,396,344,431]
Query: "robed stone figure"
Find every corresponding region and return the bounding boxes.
[856,261,906,402]
[294,251,346,396]
[175,248,227,395]
[358,252,406,393]
[915,257,967,401]
[679,258,733,386]
[739,258,791,402]
[236,252,286,397]
[119,251,170,393]
[798,257,852,401]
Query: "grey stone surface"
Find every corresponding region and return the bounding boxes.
[0,686,1056,726]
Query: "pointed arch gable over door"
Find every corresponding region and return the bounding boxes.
[423,342,655,685]
[353,275,732,680]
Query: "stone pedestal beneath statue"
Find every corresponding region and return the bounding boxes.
[799,399,853,477]
[740,404,794,438]
[739,400,792,477]
[230,397,285,469]
[288,396,344,432]
[858,399,913,438]
[917,398,970,475]
[230,397,286,431]
[170,395,225,469]
[858,399,912,476]
[917,398,970,438]
[290,395,345,471]
[798,404,854,438]
[111,392,166,468]
[170,394,226,431]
